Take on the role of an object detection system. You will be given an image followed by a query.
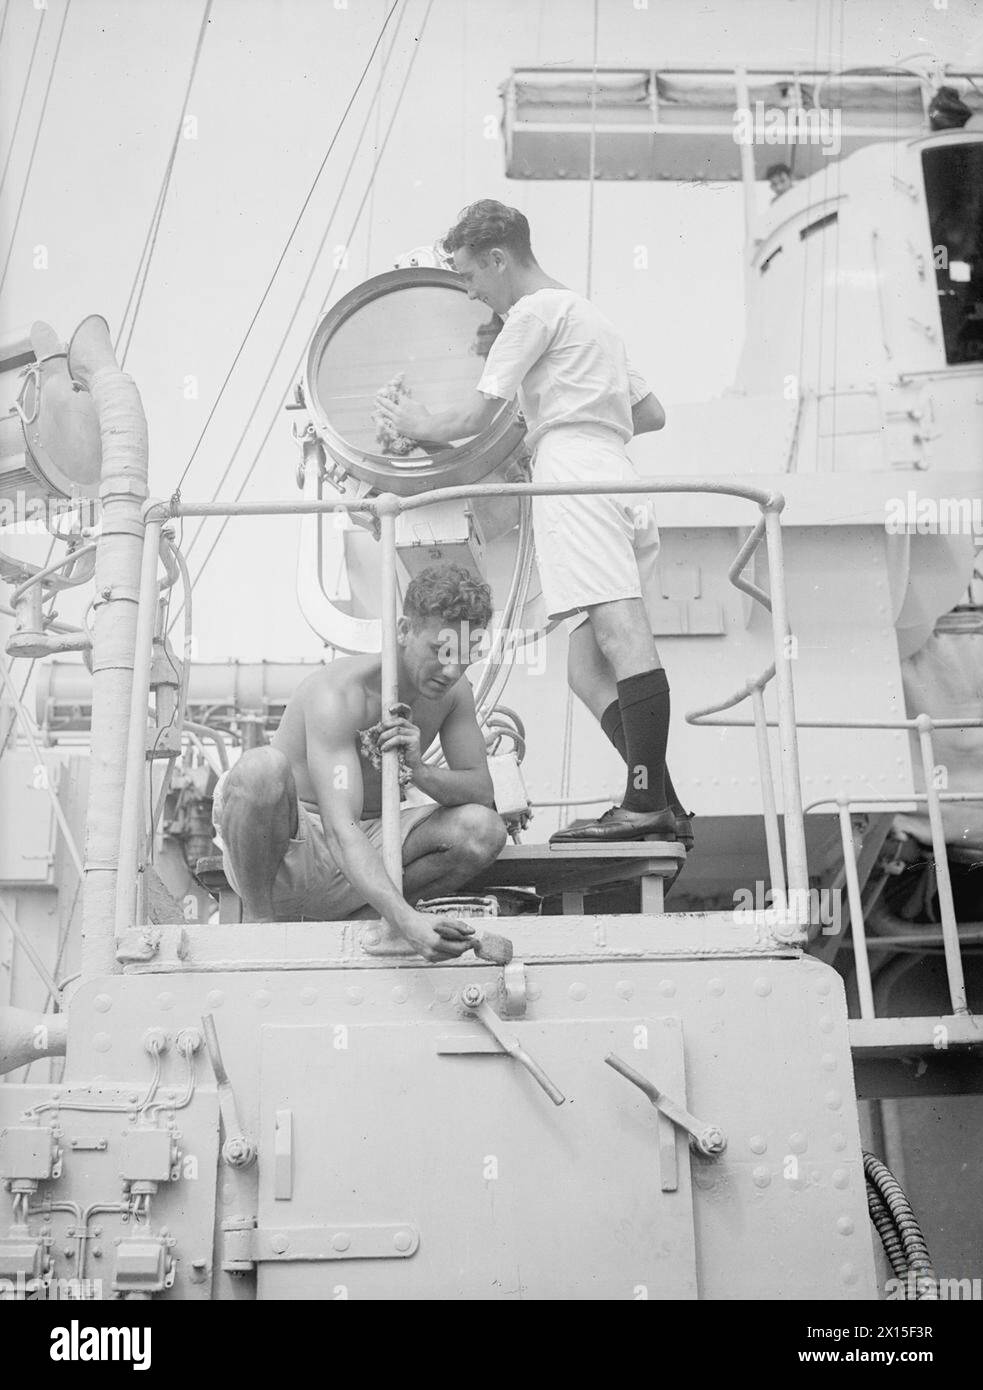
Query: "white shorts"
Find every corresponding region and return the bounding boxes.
[531,423,660,629]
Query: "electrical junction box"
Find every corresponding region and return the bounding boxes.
[0,1126,55,1181]
[118,1128,175,1183]
[395,500,485,579]
[112,1238,168,1294]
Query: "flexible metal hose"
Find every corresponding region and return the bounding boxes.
[863,1151,938,1298]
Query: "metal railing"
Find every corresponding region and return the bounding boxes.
[111,477,808,953]
[693,692,983,1020]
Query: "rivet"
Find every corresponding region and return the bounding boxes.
[837,1216,855,1236]
[821,1052,837,1071]
[708,978,725,996]
[748,1135,767,1154]
[331,1232,351,1252]
[434,987,454,1004]
[364,929,381,948]
[91,1246,103,1259]
[346,986,364,1004]
[830,1132,847,1152]
[693,1169,716,1190]
[659,979,676,997]
[391,985,409,1004]
[816,978,831,996]
[788,1132,807,1154]
[157,992,175,1011]
[206,990,225,1009]
[271,1234,288,1254]
[825,1089,843,1110]
[299,987,317,1006]
[526,984,542,1001]
[393,1230,414,1253]
[753,1166,771,1188]
[615,980,634,1000]
[568,983,587,1001]
[93,993,112,1014]
[840,1262,858,1286]
[754,978,772,997]
[832,1168,850,1190]
[818,1015,834,1034]
[253,989,271,1009]
[92,1032,112,1053]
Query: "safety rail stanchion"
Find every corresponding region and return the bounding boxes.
[114,518,164,942]
[762,501,809,909]
[916,715,968,1015]
[750,679,786,900]
[377,496,403,910]
[837,797,876,1019]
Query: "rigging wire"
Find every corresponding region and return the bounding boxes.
[173,0,409,576]
[0,2,46,203]
[167,0,433,627]
[0,0,71,299]
[0,1,10,55]
[116,0,215,365]
[169,0,403,503]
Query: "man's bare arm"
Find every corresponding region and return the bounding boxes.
[378,681,495,807]
[374,389,503,445]
[305,686,473,960]
[632,392,666,434]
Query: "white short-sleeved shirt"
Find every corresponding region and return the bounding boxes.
[476,287,649,449]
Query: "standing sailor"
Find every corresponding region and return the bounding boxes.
[376,200,692,845]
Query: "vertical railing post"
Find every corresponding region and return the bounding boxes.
[916,715,968,1014]
[750,679,787,902]
[838,798,876,1020]
[762,500,809,913]
[113,518,163,942]
[376,496,403,904]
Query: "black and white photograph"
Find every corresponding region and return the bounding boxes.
[0,0,981,1348]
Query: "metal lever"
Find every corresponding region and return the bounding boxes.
[605,1052,726,1156]
[202,1013,257,1168]
[461,985,565,1106]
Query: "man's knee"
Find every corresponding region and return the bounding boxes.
[223,747,294,817]
[443,804,507,863]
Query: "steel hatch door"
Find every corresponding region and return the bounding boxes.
[257,1014,697,1300]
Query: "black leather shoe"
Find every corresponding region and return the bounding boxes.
[674,812,695,852]
[550,806,679,844]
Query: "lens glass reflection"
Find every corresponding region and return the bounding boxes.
[314,284,503,459]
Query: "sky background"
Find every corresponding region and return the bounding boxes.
[2,0,982,661]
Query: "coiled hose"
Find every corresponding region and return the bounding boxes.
[863,1151,938,1298]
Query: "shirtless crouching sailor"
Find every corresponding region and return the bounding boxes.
[213,564,507,962]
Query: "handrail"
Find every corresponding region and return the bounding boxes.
[119,477,809,944]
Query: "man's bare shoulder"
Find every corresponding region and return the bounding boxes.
[292,659,379,729]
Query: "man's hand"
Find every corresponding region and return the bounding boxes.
[374,390,434,442]
[397,910,475,962]
[376,707,423,770]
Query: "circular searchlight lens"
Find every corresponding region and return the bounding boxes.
[303,267,524,496]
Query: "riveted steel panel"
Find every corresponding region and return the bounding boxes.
[257,1015,697,1301]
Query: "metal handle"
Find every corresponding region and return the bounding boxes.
[202,1013,257,1168]
[605,1052,726,1156]
[461,986,565,1106]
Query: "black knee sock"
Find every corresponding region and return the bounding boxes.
[601,696,684,815]
[615,669,671,813]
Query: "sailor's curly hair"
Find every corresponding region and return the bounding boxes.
[403,563,493,630]
[442,199,534,263]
